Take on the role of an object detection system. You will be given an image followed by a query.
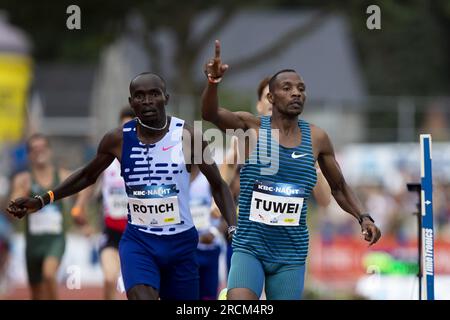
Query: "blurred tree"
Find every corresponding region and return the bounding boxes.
[132,0,331,97]
[274,0,450,95]
[1,0,330,100]
[0,0,129,61]
[338,0,450,142]
[3,0,447,97]
[343,0,450,96]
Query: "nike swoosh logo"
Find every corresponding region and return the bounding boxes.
[162,145,175,151]
[291,152,307,159]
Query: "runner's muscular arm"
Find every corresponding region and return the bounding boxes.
[199,142,237,229]
[311,166,331,207]
[42,129,120,203]
[317,133,363,218]
[183,125,237,229]
[59,168,95,206]
[201,82,257,131]
[6,128,121,217]
[315,128,381,245]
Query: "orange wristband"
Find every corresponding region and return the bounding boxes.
[47,190,55,203]
[71,206,81,217]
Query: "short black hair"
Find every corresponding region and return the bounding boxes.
[129,72,167,94]
[257,77,270,101]
[268,69,297,92]
[26,133,50,152]
[119,106,135,121]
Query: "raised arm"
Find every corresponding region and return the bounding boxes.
[6,129,121,218]
[201,40,258,132]
[314,127,381,245]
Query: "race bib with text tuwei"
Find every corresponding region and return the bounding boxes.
[249,180,305,226]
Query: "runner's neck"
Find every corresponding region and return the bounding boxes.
[271,114,300,135]
[136,116,170,144]
[32,165,55,188]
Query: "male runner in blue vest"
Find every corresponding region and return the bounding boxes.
[201,40,381,300]
[7,72,237,300]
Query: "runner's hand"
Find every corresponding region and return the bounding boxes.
[6,197,41,218]
[361,221,381,246]
[204,40,229,80]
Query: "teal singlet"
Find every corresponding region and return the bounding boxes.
[232,116,317,265]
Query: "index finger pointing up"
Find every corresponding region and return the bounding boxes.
[215,40,221,59]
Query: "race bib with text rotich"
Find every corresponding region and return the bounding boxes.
[249,180,305,226]
[127,184,180,226]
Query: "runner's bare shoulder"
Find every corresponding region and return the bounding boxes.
[310,124,329,143]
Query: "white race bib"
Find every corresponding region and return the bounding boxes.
[127,184,180,226]
[249,180,305,226]
[190,203,211,231]
[29,204,63,235]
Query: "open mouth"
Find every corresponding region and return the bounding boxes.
[143,110,157,116]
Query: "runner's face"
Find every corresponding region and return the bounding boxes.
[269,73,306,117]
[28,138,52,166]
[129,77,168,123]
